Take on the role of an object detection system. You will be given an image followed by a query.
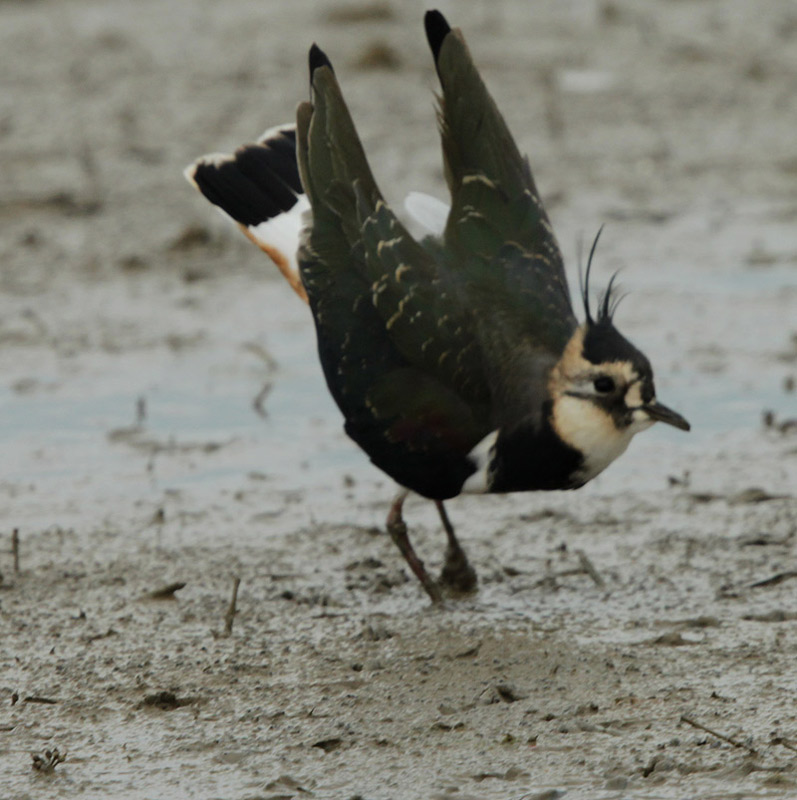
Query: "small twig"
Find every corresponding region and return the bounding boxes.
[680,714,757,755]
[12,528,20,573]
[575,549,605,588]
[252,381,273,419]
[136,396,147,425]
[749,571,797,589]
[224,577,241,636]
[243,341,279,371]
[24,696,58,705]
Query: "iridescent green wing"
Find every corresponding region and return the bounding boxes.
[425,12,578,423]
[295,50,489,496]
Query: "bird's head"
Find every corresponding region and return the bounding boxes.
[547,231,690,484]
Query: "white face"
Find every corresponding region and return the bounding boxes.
[548,326,657,484]
[551,389,652,484]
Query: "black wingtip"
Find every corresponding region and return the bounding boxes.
[424,10,451,63]
[309,43,334,77]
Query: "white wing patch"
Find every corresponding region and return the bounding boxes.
[461,429,499,494]
[404,191,450,237]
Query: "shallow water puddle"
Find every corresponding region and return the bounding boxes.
[0,342,780,493]
[1,263,793,508]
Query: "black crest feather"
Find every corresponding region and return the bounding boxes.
[578,225,603,324]
[598,271,625,321]
[578,225,622,325]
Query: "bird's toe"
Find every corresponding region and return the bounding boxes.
[440,544,478,594]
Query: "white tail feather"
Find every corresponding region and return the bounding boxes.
[246,194,310,278]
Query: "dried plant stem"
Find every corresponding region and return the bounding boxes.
[680,714,757,755]
[12,528,20,573]
[224,577,241,636]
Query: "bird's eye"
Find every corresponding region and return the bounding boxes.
[593,376,615,394]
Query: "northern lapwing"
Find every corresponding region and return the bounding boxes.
[186,10,690,603]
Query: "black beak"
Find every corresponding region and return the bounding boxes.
[644,401,690,431]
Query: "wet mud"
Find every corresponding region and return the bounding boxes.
[1,1,796,798]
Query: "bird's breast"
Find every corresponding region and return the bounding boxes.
[462,416,585,494]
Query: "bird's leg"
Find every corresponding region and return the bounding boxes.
[386,490,443,604]
[435,500,478,593]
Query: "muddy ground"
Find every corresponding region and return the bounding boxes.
[1,0,796,798]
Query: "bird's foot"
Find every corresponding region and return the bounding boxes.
[439,543,478,594]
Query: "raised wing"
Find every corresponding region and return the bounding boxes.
[295,47,489,498]
[424,10,577,424]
